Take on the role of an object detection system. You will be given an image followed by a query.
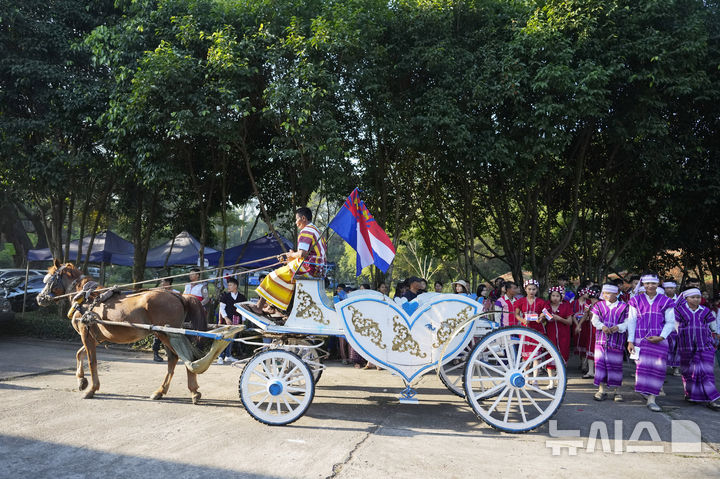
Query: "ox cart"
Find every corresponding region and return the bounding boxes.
[233,279,566,433]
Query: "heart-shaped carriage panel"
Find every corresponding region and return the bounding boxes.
[336,295,480,383]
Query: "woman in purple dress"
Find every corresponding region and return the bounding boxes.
[591,284,629,402]
[675,288,720,410]
[627,274,676,412]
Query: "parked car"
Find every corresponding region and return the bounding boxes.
[0,269,46,281]
[87,266,101,277]
[3,275,47,312]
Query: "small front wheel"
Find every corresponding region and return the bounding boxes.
[438,340,474,397]
[239,349,315,426]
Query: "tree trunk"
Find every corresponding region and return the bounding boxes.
[50,194,65,261]
[76,180,95,270]
[82,180,113,273]
[0,200,33,267]
[14,201,48,250]
[219,156,228,276]
[131,188,145,286]
[130,189,159,287]
[241,141,287,254]
[64,192,75,262]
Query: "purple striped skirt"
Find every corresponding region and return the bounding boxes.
[634,339,668,396]
[666,331,681,368]
[594,344,624,387]
[680,349,720,403]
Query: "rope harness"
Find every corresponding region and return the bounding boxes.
[50,254,285,302]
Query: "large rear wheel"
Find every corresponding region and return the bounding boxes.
[463,326,566,433]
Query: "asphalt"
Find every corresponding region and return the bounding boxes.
[0,337,719,478]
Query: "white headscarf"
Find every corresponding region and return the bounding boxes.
[682,288,702,299]
[633,274,659,294]
[601,284,619,294]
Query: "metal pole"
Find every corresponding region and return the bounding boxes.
[21,261,29,318]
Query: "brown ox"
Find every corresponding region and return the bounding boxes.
[36,259,206,404]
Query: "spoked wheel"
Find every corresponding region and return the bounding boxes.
[440,338,505,399]
[439,340,475,397]
[287,339,324,384]
[239,349,315,426]
[463,326,566,433]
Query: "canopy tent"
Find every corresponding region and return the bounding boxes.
[141,231,218,268]
[205,234,293,268]
[27,230,134,264]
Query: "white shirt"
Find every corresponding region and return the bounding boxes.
[626,293,676,343]
[183,282,209,305]
[590,299,628,332]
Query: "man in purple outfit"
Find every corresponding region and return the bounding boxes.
[627,274,677,412]
[675,288,720,410]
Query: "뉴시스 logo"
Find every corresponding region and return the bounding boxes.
[545,419,702,455]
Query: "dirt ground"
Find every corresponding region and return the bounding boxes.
[0,337,718,478]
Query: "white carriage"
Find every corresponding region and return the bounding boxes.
[235,278,566,433]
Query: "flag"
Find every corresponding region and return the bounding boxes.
[328,188,396,276]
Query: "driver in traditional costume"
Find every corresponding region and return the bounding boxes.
[250,207,327,316]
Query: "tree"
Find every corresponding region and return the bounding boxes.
[0,0,121,262]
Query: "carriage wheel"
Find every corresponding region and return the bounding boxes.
[239,349,315,426]
[463,326,566,433]
[288,340,324,384]
[439,338,503,399]
[439,340,473,397]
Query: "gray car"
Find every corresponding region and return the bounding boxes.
[0,269,46,281]
[3,275,46,312]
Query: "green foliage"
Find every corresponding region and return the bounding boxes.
[2,308,79,341]
[3,0,720,292]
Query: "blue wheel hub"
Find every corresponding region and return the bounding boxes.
[510,373,525,388]
[268,381,283,396]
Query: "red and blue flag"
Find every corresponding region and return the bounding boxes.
[328,189,396,276]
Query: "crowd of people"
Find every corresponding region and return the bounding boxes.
[380,273,720,412]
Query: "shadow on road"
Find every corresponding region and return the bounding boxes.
[0,434,282,478]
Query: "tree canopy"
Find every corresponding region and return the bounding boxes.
[1,0,719,290]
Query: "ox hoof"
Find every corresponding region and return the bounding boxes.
[78,378,89,391]
[150,391,163,400]
[82,390,95,399]
[191,391,202,405]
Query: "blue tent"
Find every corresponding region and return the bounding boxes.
[205,233,293,268]
[141,231,218,268]
[27,230,134,264]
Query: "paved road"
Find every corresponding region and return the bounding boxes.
[0,337,719,478]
